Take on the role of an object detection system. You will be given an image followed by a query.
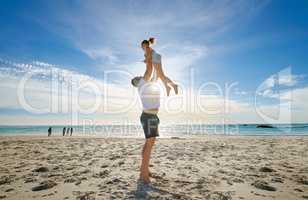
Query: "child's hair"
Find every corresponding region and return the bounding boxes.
[141,37,155,46]
[148,37,155,44]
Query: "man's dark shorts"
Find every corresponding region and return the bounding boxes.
[140,112,160,139]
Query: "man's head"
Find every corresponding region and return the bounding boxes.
[131,76,142,87]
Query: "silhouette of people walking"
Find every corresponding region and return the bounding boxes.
[70,127,73,136]
[63,127,66,136]
[48,127,52,137]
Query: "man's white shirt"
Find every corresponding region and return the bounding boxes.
[137,78,160,110]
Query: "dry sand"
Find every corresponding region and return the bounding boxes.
[0,135,307,200]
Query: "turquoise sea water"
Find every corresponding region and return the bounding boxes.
[0,124,307,137]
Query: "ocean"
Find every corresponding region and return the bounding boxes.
[0,124,307,137]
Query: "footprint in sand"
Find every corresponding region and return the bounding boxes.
[31,180,57,191]
[259,166,276,172]
[32,166,49,173]
[252,180,277,191]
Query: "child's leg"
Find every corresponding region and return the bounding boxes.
[165,76,178,94]
[154,63,178,95]
[153,64,171,96]
[159,74,172,96]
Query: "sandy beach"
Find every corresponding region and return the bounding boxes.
[0,135,307,200]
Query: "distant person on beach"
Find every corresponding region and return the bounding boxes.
[141,37,178,96]
[131,54,161,184]
[47,127,52,137]
[70,127,73,136]
[66,127,70,136]
[62,127,66,136]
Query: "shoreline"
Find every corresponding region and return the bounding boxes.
[1,133,308,139]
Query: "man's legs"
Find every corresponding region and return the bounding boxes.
[140,137,156,183]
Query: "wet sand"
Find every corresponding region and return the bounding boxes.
[0,135,307,199]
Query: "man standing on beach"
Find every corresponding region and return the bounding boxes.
[131,63,161,184]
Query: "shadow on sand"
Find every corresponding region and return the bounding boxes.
[130,180,184,199]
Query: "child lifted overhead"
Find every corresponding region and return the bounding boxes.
[141,37,178,96]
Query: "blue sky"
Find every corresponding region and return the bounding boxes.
[0,0,307,125]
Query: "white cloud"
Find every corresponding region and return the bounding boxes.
[253,66,308,123]
[255,86,308,123]
[279,74,305,86]
[33,0,269,70]
[116,43,207,85]
[281,86,308,109]
[32,61,54,67]
[263,73,304,90]
[82,47,119,64]
[0,58,254,124]
[0,58,137,114]
[1,58,307,125]
[257,67,305,100]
